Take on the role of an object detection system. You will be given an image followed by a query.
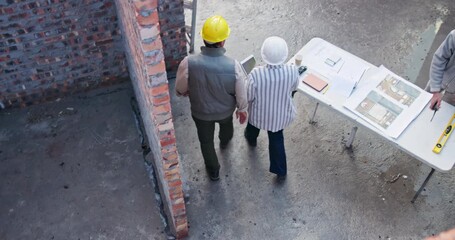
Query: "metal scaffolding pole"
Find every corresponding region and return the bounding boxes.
[184,0,197,53]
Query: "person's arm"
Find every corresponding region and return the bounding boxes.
[247,71,255,103]
[234,60,248,124]
[426,228,455,240]
[175,57,189,97]
[291,65,299,97]
[428,30,455,109]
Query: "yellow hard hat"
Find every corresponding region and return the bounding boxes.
[201,15,230,43]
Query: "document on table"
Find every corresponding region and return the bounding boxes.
[306,42,369,98]
[306,43,344,75]
[338,57,369,91]
[344,65,432,139]
[326,64,369,98]
[325,74,355,98]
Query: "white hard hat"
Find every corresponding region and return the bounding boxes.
[261,36,288,65]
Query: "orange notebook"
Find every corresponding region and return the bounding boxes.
[302,74,328,92]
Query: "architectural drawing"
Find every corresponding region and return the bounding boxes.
[344,66,432,138]
[376,74,421,106]
[355,91,403,129]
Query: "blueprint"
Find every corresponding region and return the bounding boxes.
[344,65,432,138]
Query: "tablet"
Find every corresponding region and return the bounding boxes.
[241,55,256,75]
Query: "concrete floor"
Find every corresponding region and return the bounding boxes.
[0,84,168,239]
[2,1,455,240]
[173,0,455,239]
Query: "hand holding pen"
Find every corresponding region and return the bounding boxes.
[430,91,444,121]
[430,92,443,109]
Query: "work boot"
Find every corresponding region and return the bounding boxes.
[219,141,229,149]
[276,174,286,181]
[207,169,220,181]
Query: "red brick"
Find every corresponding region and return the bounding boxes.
[169,185,183,195]
[175,224,188,238]
[161,145,177,154]
[172,203,186,216]
[139,24,160,41]
[160,137,176,147]
[149,72,168,87]
[158,122,173,133]
[155,110,171,123]
[144,51,164,65]
[172,197,184,205]
[164,168,180,178]
[152,101,170,114]
[163,159,179,169]
[170,191,183,200]
[146,61,166,75]
[168,179,182,188]
[175,217,188,226]
[164,172,180,182]
[142,38,163,52]
[152,94,170,105]
[163,154,178,166]
[162,147,178,158]
[0,56,10,62]
[133,0,158,11]
[151,83,168,96]
[137,10,159,26]
[4,8,14,14]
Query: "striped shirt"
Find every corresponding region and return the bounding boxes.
[247,64,299,132]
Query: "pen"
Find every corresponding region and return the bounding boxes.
[349,68,367,97]
[430,102,438,122]
[353,68,367,89]
[430,90,446,122]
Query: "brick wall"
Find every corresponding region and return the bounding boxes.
[1,0,189,237]
[114,0,188,238]
[0,0,128,108]
[157,0,186,76]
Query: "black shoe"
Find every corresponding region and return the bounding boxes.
[220,141,229,149]
[276,174,286,181]
[244,130,257,147]
[208,169,220,181]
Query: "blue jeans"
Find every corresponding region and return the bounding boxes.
[192,115,233,172]
[245,123,287,176]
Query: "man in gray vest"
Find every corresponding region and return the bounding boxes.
[427,29,455,108]
[175,15,248,181]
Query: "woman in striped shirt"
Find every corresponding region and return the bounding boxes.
[244,36,299,181]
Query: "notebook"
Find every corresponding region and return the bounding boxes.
[302,73,328,92]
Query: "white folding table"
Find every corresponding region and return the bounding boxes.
[291,38,455,202]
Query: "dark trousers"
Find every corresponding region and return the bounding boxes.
[192,115,233,172]
[245,123,287,176]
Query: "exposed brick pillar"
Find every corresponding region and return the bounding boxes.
[114,0,188,238]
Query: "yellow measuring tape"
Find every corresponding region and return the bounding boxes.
[433,113,455,154]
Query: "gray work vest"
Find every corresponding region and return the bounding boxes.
[188,47,237,121]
